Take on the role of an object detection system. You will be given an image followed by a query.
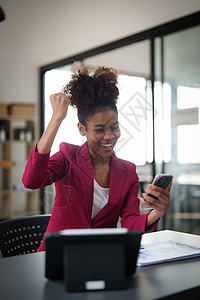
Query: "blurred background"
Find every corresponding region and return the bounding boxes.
[0,0,200,235]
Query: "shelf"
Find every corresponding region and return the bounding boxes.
[0,215,12,220]
[0,189,11,194]
[12,140,35,145]
[11,211,37,219]
[0,140,11,145]
[0,160,13,168]
[0,108,40,220]
[0,115,36,121]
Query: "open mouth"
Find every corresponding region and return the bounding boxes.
[99,143,114,151]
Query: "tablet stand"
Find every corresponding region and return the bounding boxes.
[64,242,126,292]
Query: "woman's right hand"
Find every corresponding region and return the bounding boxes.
[37,93,72,154]
[50,92,72,122]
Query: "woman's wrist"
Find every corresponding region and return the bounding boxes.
[146,209,161,228]
[37,116,62,154]
[51,113,64,125]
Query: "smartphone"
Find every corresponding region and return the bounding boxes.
[148,174,173,199]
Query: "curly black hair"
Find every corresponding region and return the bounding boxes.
[62,65,119,126]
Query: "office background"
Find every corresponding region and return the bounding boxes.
[0,0,200,234]
[1,0,200,104]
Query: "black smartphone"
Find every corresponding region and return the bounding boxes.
[148,174,173,199]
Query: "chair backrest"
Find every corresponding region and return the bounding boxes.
[0,214,51,258]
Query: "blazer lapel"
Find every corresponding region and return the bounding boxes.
[76,143,127,224]
[109,152,127,199]
[92,152,127,223]
[76,142,94,223]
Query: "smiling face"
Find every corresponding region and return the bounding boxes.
[78,107,121,163]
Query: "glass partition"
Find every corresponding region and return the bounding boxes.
[155,25,200,234]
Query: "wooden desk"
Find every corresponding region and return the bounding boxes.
[0,230,200,300]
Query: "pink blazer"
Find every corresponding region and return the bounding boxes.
[22,142,156,251]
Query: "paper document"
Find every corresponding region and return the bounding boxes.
[137,240,200,266]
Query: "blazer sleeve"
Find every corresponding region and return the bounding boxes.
[120,164,158,233]
[22,144,68,189]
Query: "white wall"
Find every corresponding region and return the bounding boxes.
[0,0,200,105]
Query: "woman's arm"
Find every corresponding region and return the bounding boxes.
[22,92,71,189]
[37,92,71,154]
[120,164,158,233]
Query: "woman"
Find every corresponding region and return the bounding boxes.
[22,66,172,251]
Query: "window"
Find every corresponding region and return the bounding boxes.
[176,86,200,164]
[44,68,84,155]
[44,69,154,165]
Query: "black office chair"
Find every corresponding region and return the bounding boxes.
[0,214,51,258]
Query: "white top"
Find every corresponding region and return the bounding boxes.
[91,179,109,219]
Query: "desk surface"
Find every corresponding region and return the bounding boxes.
[0,230,200,300]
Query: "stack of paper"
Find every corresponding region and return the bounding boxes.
[137,240,200,266]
